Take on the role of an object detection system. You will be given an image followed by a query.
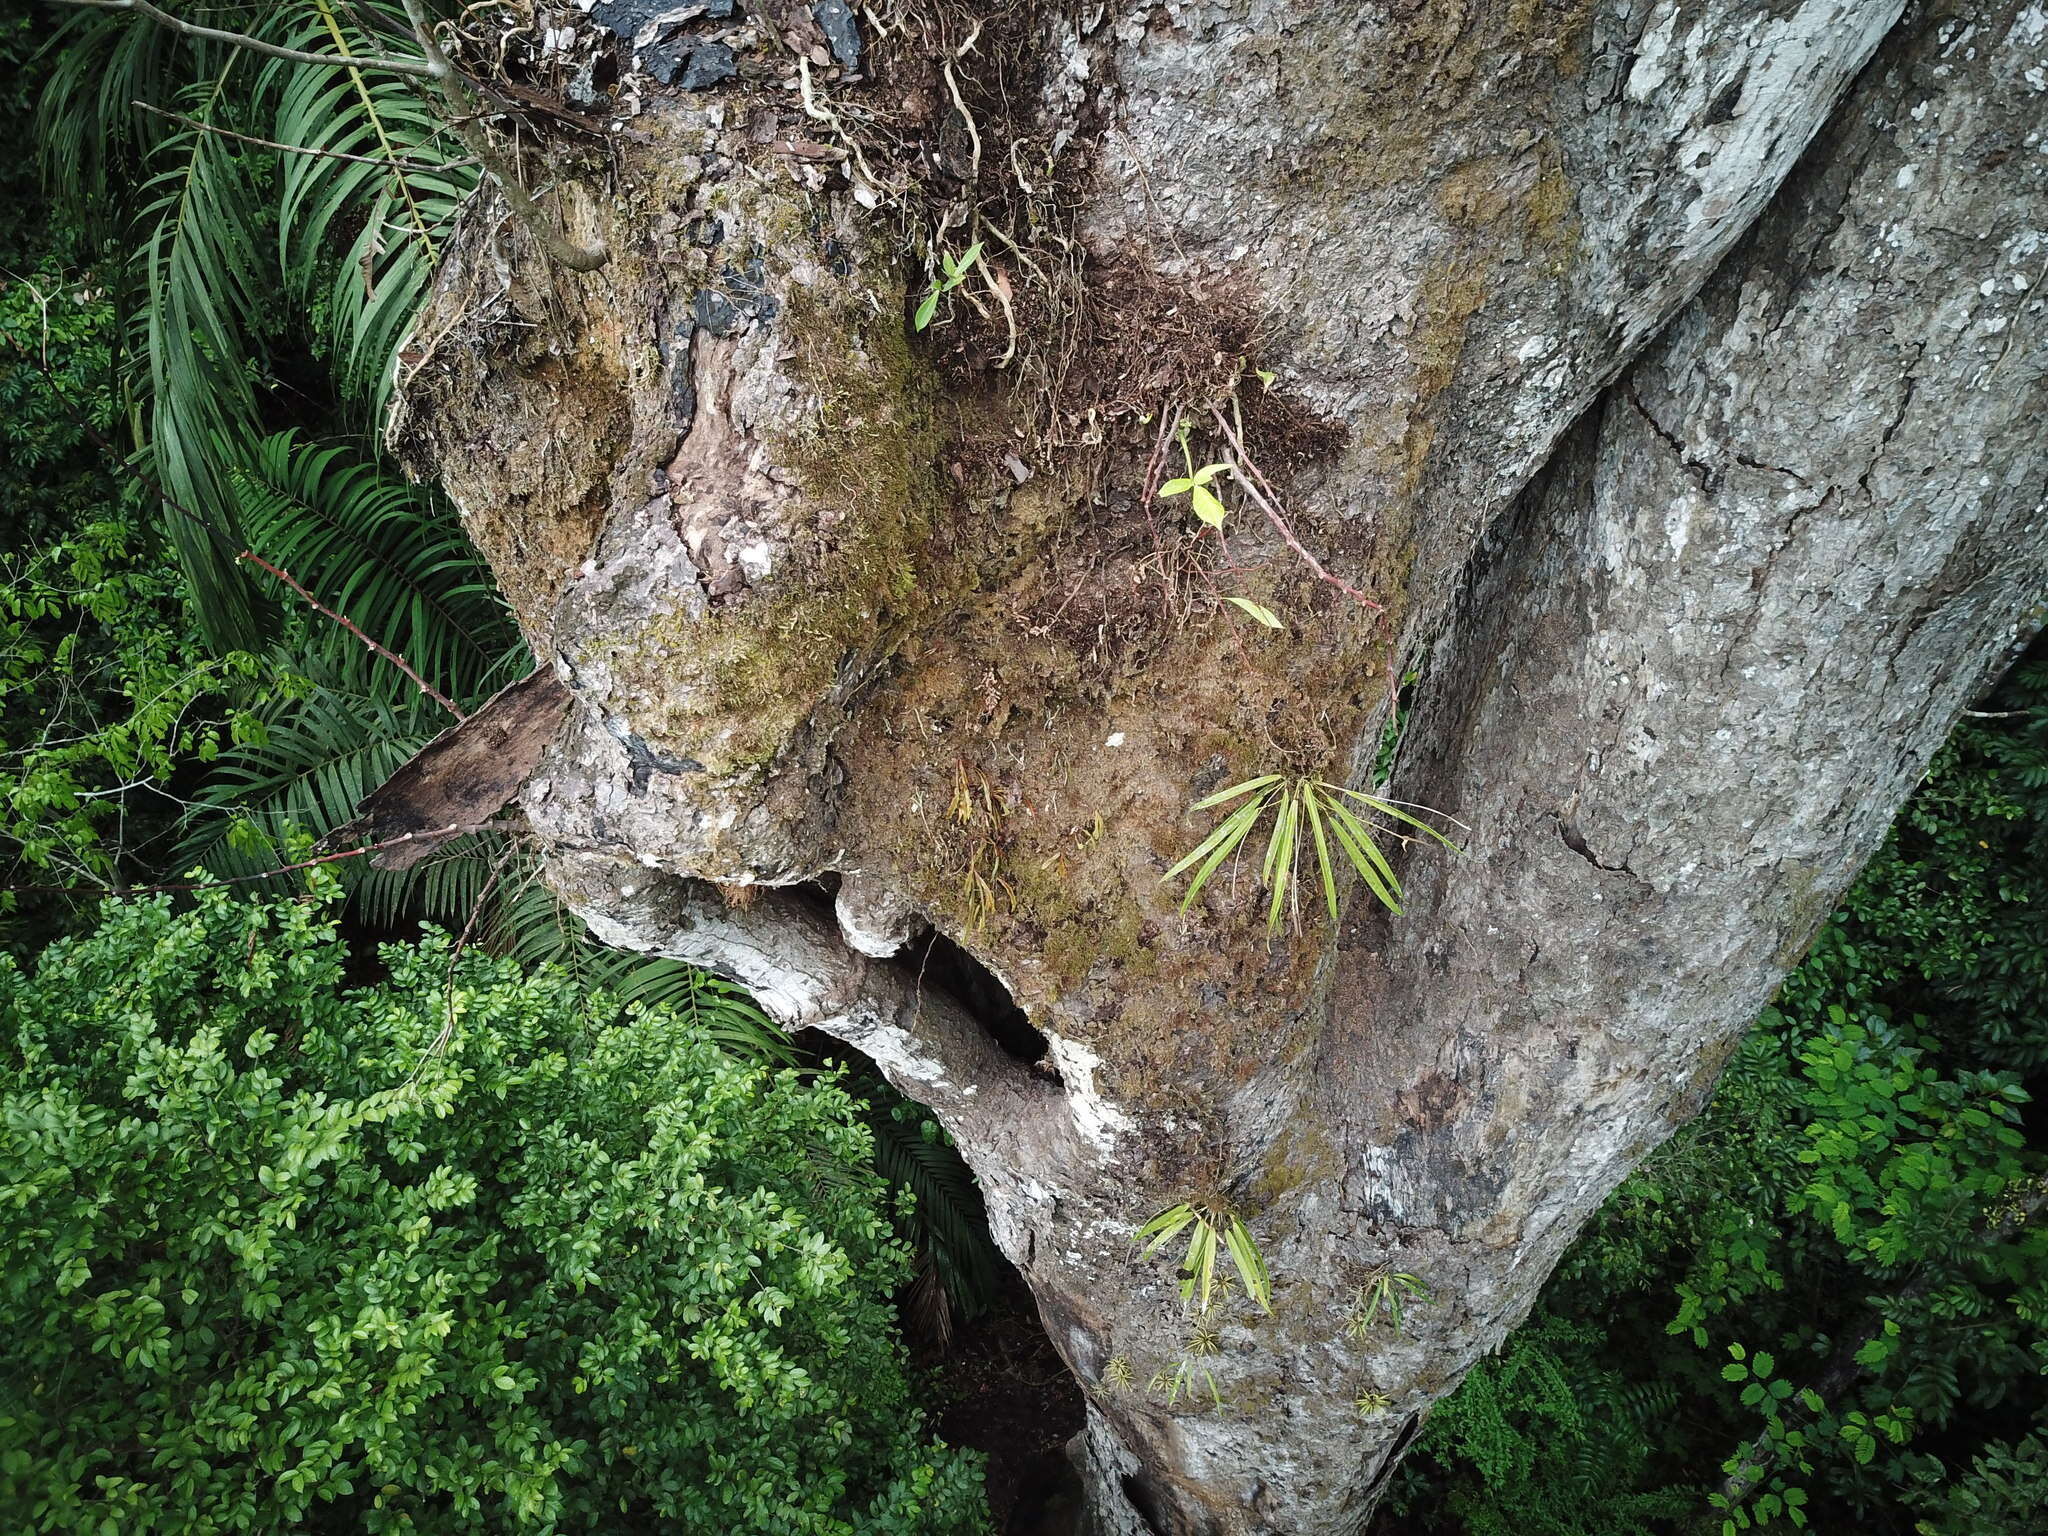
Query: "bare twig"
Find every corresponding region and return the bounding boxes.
[131,99,473,172]
[55,0,438,77]
[1209,407,1383,615]
[1,822,476,897]
[238,550,465,719]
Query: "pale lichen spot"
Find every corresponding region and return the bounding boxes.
[1043,1032,1136,1151]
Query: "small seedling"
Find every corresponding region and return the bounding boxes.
[1346,1267,1431,1338]
[1355,1389,1393,1418]
[1160,460,1233,529]
[913,239,984,330]
[1149,1356,1227,1410]
[1166,774,1460,934]
[1136,1200,1273,1315]
[1102,1353,1136,1395]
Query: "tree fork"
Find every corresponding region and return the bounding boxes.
[397,3,2047,1530]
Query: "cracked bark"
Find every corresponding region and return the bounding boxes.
[396,2,2047,1531]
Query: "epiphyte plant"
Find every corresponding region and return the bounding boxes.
[1346,1266,1431,1338]
[1136,1199,1274,1316]
[913,239,985,330]
[1166,773,1461,934]
[1156,413,1286,630]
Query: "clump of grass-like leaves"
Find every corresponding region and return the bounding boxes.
[1136,1199,1273,1316]
[1165,773,1459,934]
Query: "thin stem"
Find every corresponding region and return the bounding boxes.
[238,551,464,719]
[1208,406,1383,614]
[131,99,471,172]
[56,0,438,77]
[1,822,479,897]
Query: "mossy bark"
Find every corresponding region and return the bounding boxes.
[399,4,2048,1531]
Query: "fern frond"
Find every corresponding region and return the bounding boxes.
[870,1109,1001,1328]
[483,879,795,1063]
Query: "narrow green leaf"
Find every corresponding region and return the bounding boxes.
[1164,796,1269,907]
[1224,597,1283,629]
[1190,774,1284,811]
[1325,784,1463,850]
[1301,786,1340,923]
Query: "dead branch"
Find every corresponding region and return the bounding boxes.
[238,550,465,720]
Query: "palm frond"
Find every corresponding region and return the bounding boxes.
[263,3,479,416]
[37,7,204,240]
[42,3,479,649]
[134,68,273,651]
[228,429,517,706]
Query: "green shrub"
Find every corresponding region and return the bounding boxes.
[0,886,987,1534]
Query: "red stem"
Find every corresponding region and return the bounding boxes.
[3,822,483,898]
[1209,407,1383,614]
[239,551,464,719]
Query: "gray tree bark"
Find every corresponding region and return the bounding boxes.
[396,2,2047,1531]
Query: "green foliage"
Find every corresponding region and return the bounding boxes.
[1808,653,2048,1069]
[912,240,983,331]
[1159,459,1232,530]
[39,2,478,650]
[1148,1355,1226,1411]
[1900,1434,2048,1536]
[0,887,988,1534]
[0,266,281,899]
[1395,1319,1693,1536]
[1166,772,1459,933]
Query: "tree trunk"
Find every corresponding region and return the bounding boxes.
[394,2,2047,1530]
